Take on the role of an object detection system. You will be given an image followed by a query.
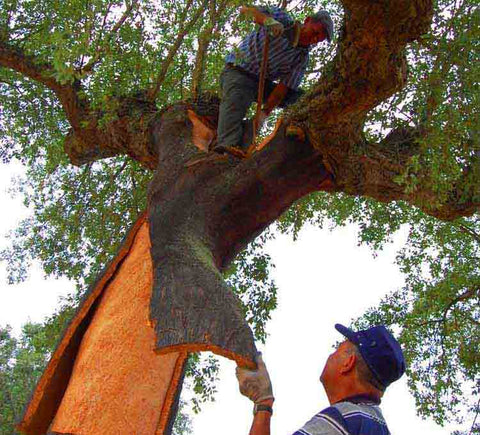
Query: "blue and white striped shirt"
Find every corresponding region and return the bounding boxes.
[293,395,391,435]
[225,6,309,90]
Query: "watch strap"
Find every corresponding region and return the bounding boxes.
[254,404,273,415]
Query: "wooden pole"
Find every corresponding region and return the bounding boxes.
[247,33,270,157]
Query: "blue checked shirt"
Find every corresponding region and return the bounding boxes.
[293,395,391,435]
[225,6,309,90]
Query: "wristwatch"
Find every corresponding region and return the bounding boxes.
[253,403,273,415]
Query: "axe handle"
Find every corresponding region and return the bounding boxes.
[247,33,270,156]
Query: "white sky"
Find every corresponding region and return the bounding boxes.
[0,163,458,434]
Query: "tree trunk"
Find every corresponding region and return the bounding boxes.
[146,105,332,362]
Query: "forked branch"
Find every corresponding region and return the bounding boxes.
[81,0,140,74]
[0,41,89,132]
[148,0,209,101]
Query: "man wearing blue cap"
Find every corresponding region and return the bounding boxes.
[236,324,406,434]
[215,6,334,156]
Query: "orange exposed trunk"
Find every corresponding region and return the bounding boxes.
[18,216,187,435]
[50,222,186,434]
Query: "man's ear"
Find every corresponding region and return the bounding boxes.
[340,353,356,374]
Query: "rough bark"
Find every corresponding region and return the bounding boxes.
[145,102,332,362]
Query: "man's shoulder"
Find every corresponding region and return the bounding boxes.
[332,401,390,434]
[293,407,349,435]
[294,402,390,435]
[333,401,387,423]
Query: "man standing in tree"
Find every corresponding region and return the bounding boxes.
[214,5,334,156]
[236,324,406,434]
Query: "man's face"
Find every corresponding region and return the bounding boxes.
[320,340,353,389]
[299,18,327,46]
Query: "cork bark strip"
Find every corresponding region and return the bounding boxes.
[17,215,188,435]
[17,213,149,435]
[49,221,185,434]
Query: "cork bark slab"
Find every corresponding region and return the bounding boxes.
[19,208,257,434]
[50,222,186,434]
[17,215,187,435]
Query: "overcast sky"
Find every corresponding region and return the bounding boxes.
[0,162,458,434]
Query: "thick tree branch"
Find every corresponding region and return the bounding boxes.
[0,41,90,133]
[339,127,480,220]
[0,41,68,94]
[0,40,157,167]
[288,0,434,129]
[276,0,478,220]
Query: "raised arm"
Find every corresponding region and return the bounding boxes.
[248,397,275,435]
[240,6,284,37]
[239,6,269,25]
[236,353,275,435]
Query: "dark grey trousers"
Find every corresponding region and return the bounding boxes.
[217,65,258,149]
[216,64,304,149]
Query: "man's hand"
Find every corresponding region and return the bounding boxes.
[239,7,284,37]
[263,17,284,37]
[236,352,274,403]
[263,82,289,115]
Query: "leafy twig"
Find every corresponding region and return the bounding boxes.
[148,0,209,101]
[81,0,139,74]
[458,223,480,244]
[470,396,480,435]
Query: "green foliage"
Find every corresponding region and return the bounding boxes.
[1,158,150,287]
[184,353,221,414]
[352,215,479,429]
[365,0,479,211]
[0,301,75,435]
[226,228,278,344]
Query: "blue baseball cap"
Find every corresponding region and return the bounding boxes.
[335,324,406,389]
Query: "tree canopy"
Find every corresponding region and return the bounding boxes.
[0,0,478,432]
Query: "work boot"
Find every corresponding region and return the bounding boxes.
[213,144,247,159]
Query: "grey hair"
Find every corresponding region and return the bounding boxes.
[348,345,386,392]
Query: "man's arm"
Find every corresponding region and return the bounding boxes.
[253,83,288,133]
[248,398,274,435]
[240,6,268,25]
[263,83,289,115]
[240,6,284,37]
[236,353,275,435]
